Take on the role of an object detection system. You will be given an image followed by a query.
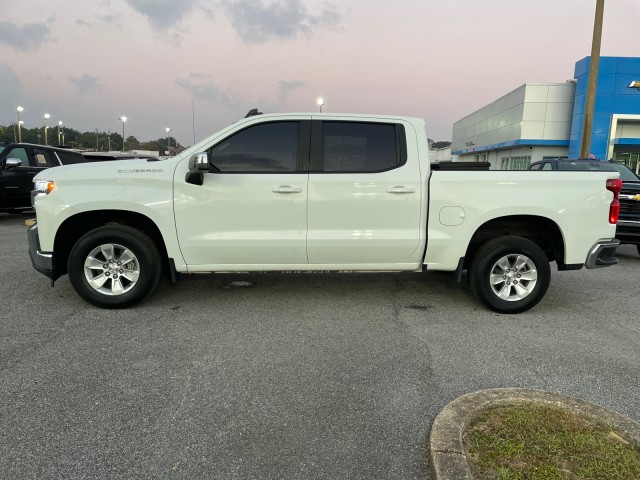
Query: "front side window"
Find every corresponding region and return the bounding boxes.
[210,122,299,173]
[322,122,403,172]
[4,147,29,167]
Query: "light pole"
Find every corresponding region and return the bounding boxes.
[317,97,324,112]
[579,0,605,158]
[119,116,127,151]
[165,127,172,155]
[16,106,24,142]
[44,113,50,145]
[58,121,63,146]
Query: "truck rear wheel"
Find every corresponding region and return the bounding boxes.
[469,236,550,314]
[67,225,162,309]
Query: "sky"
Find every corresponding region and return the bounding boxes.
[1,0,639,146]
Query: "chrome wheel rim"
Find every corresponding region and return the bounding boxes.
[83,243,140,296]
[489,254,538,302]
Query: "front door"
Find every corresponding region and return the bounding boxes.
[0,146,51,210]
[174,120,310,268]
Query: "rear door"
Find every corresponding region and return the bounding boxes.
[306,119,423,265]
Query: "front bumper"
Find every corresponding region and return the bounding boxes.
[616,221,640,245]
[27,224,56,280]
[585,239,620,269]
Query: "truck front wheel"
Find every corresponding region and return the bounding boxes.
[67,225,162,309]
[469,236,551,314]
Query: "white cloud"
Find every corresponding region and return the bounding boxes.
[220,0,341,43]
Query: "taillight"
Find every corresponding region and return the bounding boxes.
[606,178,622,224]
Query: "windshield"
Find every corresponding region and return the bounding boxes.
[605,163,640,181]
[557,161,640,181]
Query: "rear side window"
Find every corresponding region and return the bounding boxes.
[321,122,405,173]
[32,148,56,167]
[210,122,299,172]
[57,151,86,165]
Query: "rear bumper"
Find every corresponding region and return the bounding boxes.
[27,224,55,280]
[585,239,620,269]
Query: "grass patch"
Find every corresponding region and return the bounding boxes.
[463,404,640,480]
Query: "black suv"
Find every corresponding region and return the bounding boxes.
[0,143,86,213]
[529,158,640,255]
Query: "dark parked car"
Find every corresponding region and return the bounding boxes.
[82,151,157,161]
[0,143,86,213]
[529,158,640,255]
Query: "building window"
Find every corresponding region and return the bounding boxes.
[500,156,531,170]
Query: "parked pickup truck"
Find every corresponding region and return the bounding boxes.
[27,113,622,313]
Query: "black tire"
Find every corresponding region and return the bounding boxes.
[469,235,551,314]
[68,225,162,309]
[636,244,640,257]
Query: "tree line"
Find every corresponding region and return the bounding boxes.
[0,124,182,152]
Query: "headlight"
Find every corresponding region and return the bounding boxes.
[34,180,56,194]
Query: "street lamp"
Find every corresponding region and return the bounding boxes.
[16,106,24,142]
[317,97,324,112]
[119,116,127,152]
[58,121,64,146]
[165,127,172,154]
[44,113,50,145]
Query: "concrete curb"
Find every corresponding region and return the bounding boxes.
[428,388,640,480]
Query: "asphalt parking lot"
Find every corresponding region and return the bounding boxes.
[1,212,639,479]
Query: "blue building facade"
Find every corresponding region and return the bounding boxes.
[569,56,640,170]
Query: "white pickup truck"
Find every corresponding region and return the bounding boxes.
[28,112,622,313]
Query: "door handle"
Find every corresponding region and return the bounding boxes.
[272,185,302,194]
[386,186,415,194]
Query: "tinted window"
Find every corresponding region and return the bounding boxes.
[5,147,29,166]
[210,122,299,172]
[322,122,401,172]
[529,163,541,170]
[57,151,86,165]
[32,148,56,167]
[603,163,640,181]
[541,163,552,170]
[550,160,639,180]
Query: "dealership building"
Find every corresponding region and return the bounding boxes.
[451,56,640,173]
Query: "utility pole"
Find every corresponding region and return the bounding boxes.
[579,0,605,159]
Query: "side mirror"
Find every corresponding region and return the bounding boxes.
[188,152,210,171]
[185,152,209,186]
[5,158,22,169]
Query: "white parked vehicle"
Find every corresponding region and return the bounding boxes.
[28,112,622,313]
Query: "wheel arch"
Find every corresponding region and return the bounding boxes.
[464,215,566,269]
[54,210,168,277]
